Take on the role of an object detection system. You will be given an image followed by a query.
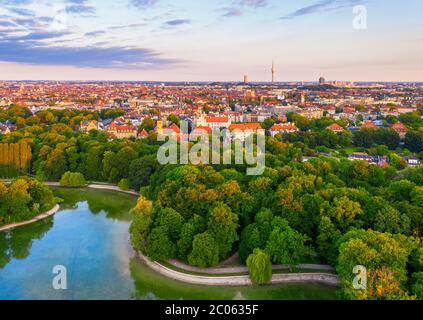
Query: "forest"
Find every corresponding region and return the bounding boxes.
[1,105,423,299]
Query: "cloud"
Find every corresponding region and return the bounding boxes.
[281,0,364,20]
[164,19,190,26]
[66,5,96,16]
[65,0,96,16]
[238,0,268,7]
[84,30,106,37]
[1,30,70,41]
[0,0,34,4]
[220,0,267,18]
[0,20,16,27]
[0,40,181,69]
[108,23,147,30]
[129,0,158,8]
[7,7,35,17]
[222,8,243,17]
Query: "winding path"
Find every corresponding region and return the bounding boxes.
[139,253,340,287]
[168,258,335,274]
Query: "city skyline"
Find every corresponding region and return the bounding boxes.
[0,0,422,81]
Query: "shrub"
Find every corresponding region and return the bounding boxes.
[118,178,130,191]
[60,172,87,187]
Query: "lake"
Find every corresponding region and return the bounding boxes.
[0,188,337,300]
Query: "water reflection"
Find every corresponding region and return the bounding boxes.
[53,188,134,221]
[0,218,54,269]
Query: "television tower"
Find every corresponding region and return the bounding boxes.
[271,61,275,83]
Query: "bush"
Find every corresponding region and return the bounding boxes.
[60,172,87,187]
[118,178,130,191]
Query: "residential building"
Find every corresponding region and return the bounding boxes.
[327,123,345,133]
[297,107,324,119]
[390,122,407,139]
[80,120,100,133]
[348,152,388,167]
[229,123,262,141]
[403,157,421,167]
[196,114,231,130]
[107,122,138,139]
[270,123,299,137]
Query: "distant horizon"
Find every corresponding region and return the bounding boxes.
[1,80,423,84]
[0,1,422,81]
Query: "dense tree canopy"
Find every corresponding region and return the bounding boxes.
[0,177,56,226]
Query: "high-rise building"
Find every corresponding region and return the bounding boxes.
[319,77,326,85]
[244,75,249,84]
[300,92,306,105]
[271,61,276,83]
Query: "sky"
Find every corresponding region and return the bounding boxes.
[0,0,422,82]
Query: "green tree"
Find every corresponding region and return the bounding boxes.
[317,216,342,265]
[128,156,157,191]
[411,272,423,299]
[141,118,155,132]
[146,226,176,261]
[177,222,197,260]
[167,114,180,126]
[155,207,184,240]
[327,196,363,232]
[130,197,154,252]
[405,131,423,153]
[188,232,219,267]
[374,206,410,235]
[207,202,239,260]
[246,249,273,285]
[265,218,309,269]
[336,229,417,300]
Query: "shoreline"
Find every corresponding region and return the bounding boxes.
[0,204,61,233]
[0,181,138,233]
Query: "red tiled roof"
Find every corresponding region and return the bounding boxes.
[327,123,344,131]
[229,123,262,131]
[361,121,378,129]
[271,123,298,131]
[163,123,181,134]
[391,122,407,131]
[194,126,212,134]
[205,116,229,123]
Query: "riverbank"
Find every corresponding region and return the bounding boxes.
[0,204,60,233]
[138,253,340,287]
